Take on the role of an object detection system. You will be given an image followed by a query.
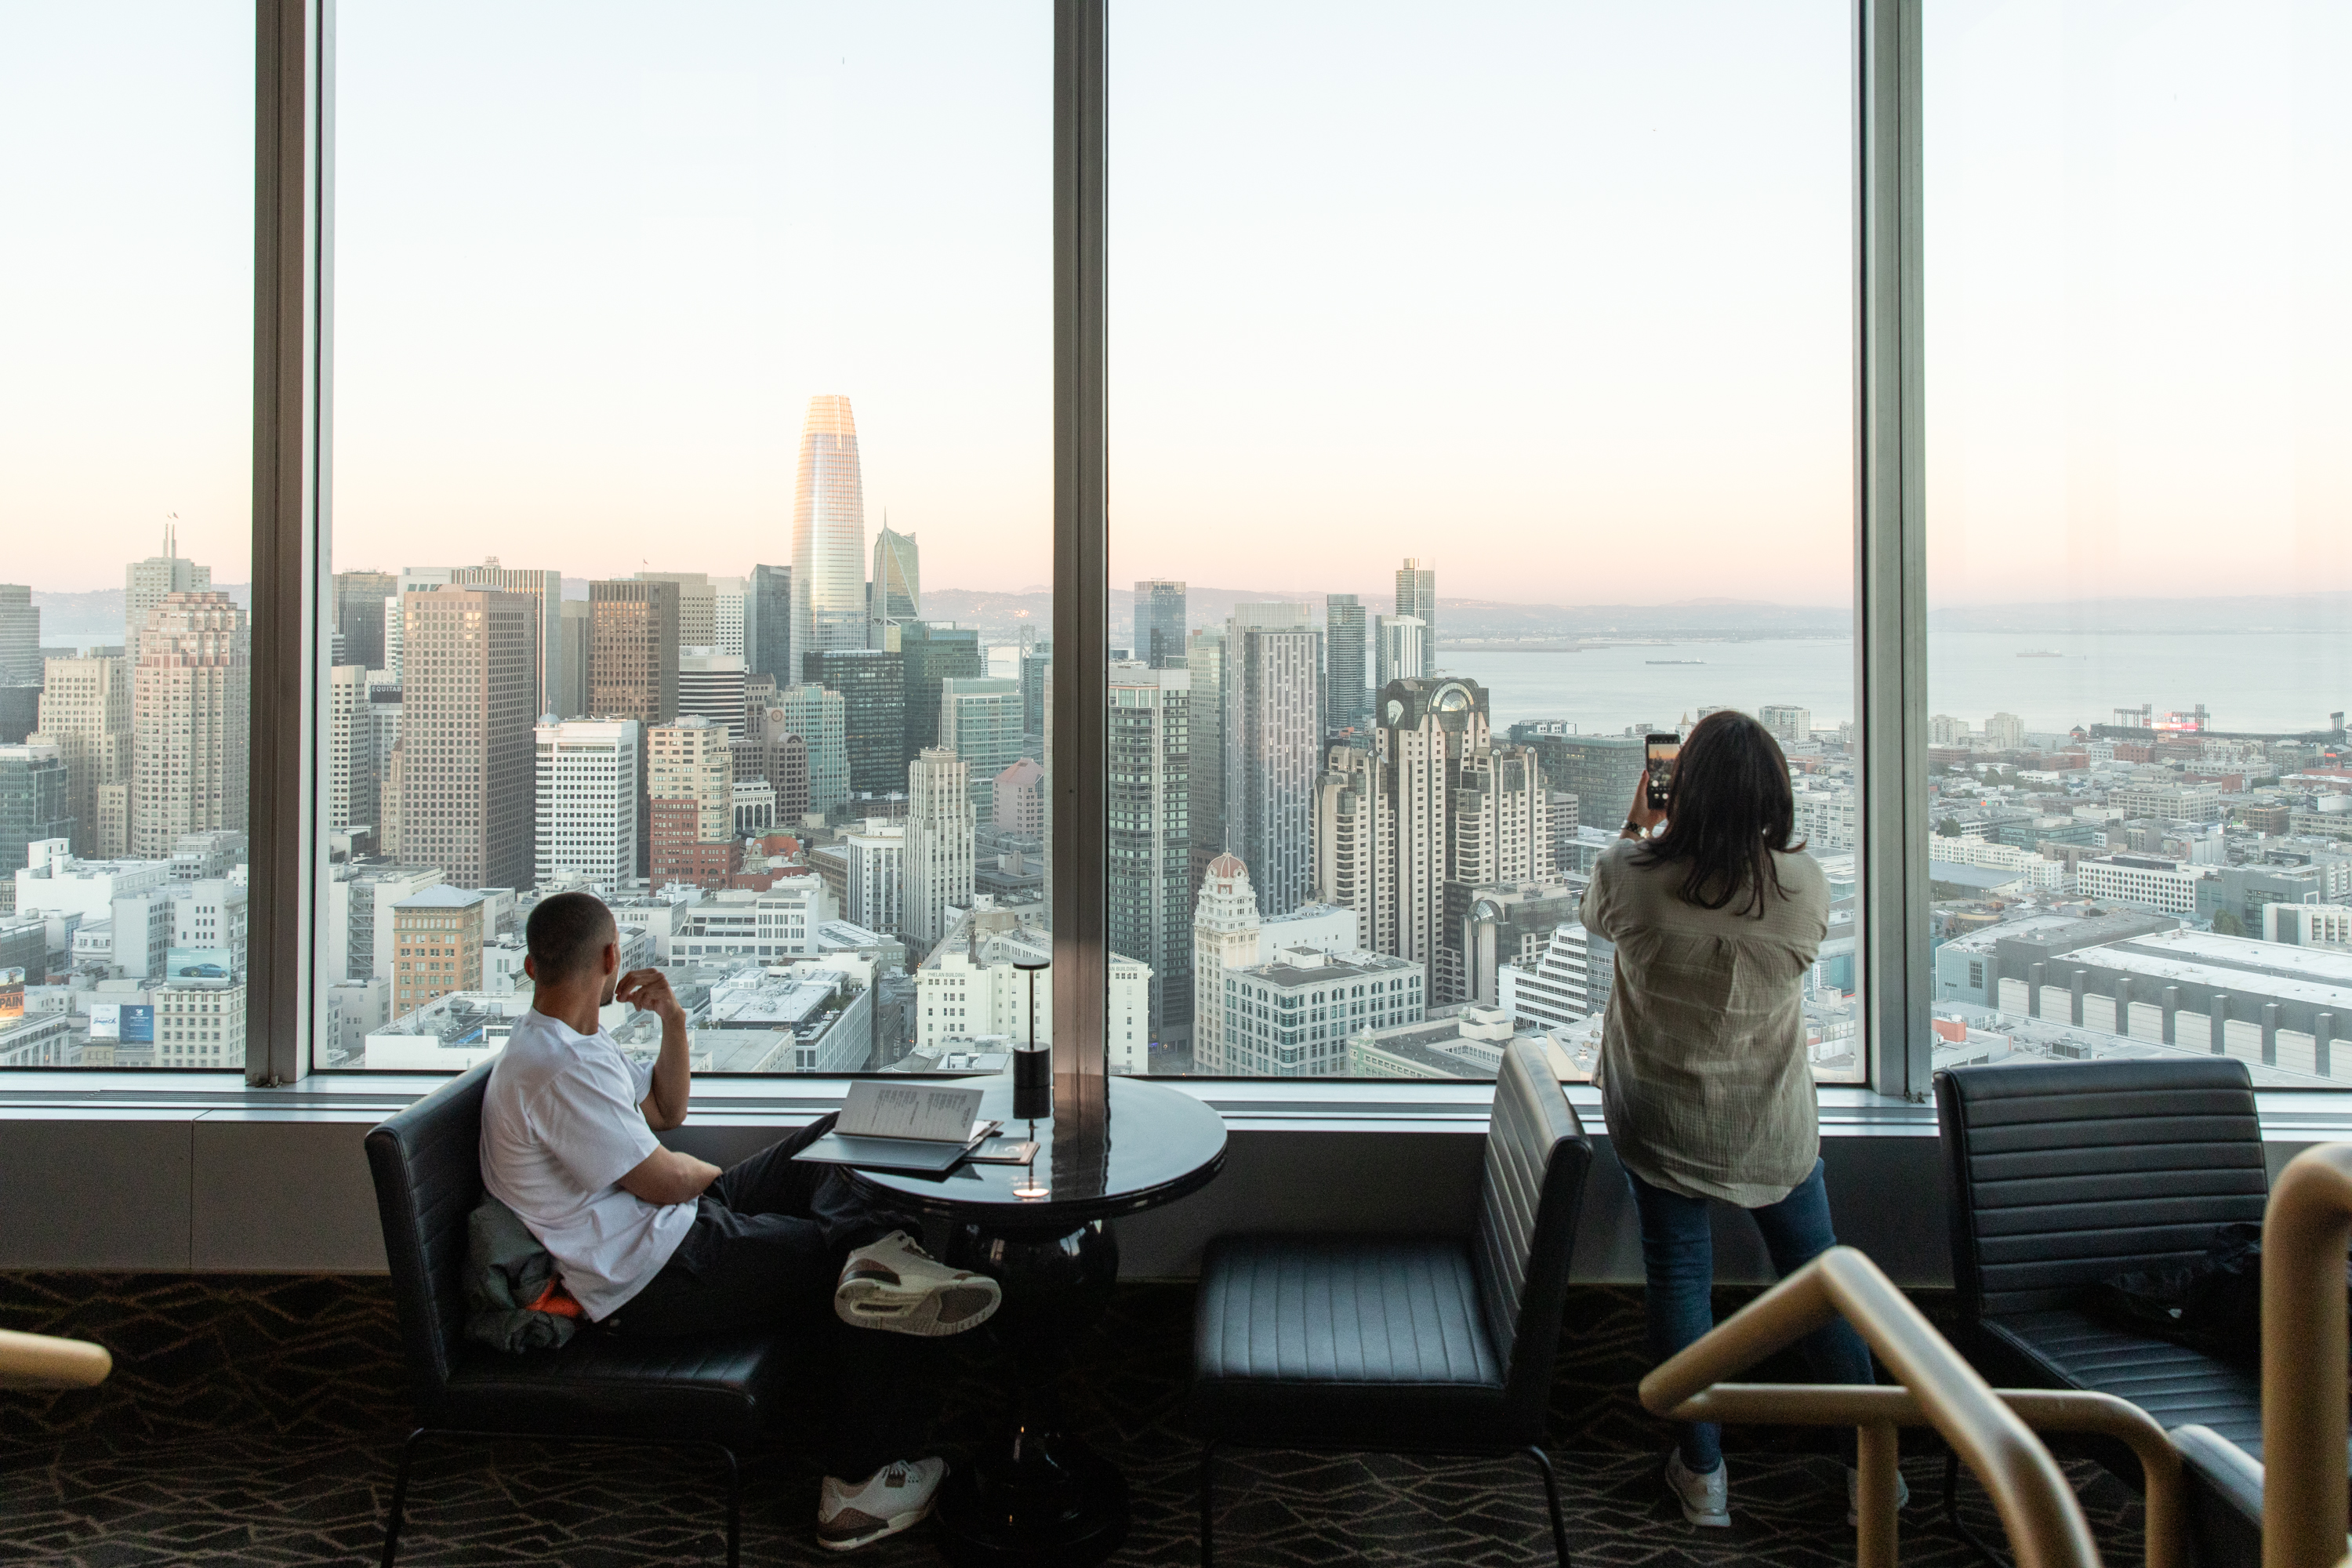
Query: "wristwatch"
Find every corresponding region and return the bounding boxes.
[1621,818,1646,840]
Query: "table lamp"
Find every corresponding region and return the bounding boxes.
[1011,958,1051,1199]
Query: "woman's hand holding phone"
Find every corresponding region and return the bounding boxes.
[1625,774,1666,835]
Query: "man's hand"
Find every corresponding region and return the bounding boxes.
[616,968,684,1024]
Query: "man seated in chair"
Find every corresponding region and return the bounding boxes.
[481,889,996,1552]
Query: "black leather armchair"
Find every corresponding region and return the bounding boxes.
[1936,1057,2269,1564]
[1187,1038,1592,1566]
[365,1062,798,1568]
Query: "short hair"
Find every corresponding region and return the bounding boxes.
[525,891,617,982]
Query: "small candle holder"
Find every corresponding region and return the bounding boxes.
[1011,958,1050,1200]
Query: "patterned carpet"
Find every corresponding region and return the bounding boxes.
[0,1274,2147,1567]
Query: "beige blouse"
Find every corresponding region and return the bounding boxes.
[1580,838,1830,1207]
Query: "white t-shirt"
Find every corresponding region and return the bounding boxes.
[479,1008,695,1321]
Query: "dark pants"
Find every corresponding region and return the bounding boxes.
[603,1115,942,1480]
[1626,1157,1876,1473]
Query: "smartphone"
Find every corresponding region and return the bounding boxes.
[1644,733,1680,811]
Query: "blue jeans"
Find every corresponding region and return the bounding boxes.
[1626,1157,1875,1473]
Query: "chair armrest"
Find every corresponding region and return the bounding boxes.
[2171,1424,2262,1568]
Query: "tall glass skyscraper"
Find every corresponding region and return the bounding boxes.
[869,525,920,647]
[1324,593,1367,736]
[1134,579,1186,670]
[790,394,868,682]
[1394,557,1436,677]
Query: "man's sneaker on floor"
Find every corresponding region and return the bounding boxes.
[1666,1450,1732,1527]
[1846,1465,1912,1526]
[818,1457,946,1552]
[834,1232,1002,1337]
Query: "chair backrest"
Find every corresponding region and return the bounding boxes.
[364,1061,496,1412]
[1936,1057,2266,1319]
[1472,1038,1594,1424]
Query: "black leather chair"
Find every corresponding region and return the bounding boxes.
[1936,1057,2269,1563]
[1187,1037,1592,1566]
[365,1062,799,1568]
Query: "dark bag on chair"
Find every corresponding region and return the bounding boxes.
[2086,1222,2287,1369]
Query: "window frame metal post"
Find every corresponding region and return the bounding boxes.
[247,0,331,1086]
[1857,0,1929,1099]
[1051,0,1110,1126]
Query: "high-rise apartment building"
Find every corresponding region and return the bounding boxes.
[938,677,1022,819]
[450,561,561,717]
[904,749,974,948]
[1190,852,1261,1073]
[772,684,849,813]
[870,526,920,646]
[30,655,129,858]
[747,564,792,691]
[680,650,748,740]
[1223,606,1320,917]
[325,665,378,834]
[535,719,639,886]
[588,579,681,726]
[390,885,494,1018]
[790,394,869,680]
[1375,615,1427,688]
[333,569,400,671]
[394,588,538,890]
[898,622,984,767]
[123,527,210,674]
[993,757,1046,835]
[1187,626,1227,901]
[804,648,906,797]
[0,585,39,685]
[1395,557,1436,677]
[1134,580,1186,670]
[1760,705,1812,747]
[648,716,734,844]
[1109,664,1191,1043]
[130,591,250,858]
[556,601,592,718]
[1324,594,1367,736]
[0,746,73,881]
[844,818,906,933]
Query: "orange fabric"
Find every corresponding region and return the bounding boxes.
[524,1278,585,1319]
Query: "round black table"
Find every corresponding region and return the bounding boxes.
[844,1075,1226,1568]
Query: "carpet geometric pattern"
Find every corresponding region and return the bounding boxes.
[2,1273,2148,1567]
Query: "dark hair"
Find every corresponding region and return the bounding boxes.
[525,891,617,981]
[1633,710,1806,917]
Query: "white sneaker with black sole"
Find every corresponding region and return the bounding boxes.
[834,1232,1003,1338]
[817,1457,946,1552]
[1666,1450,1732,1527]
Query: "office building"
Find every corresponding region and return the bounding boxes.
[535,719,639,886]
[29,655,129,858]
[904,749,974,949]
[1395,557,1436,676]
[123,525,211,673]
[555,601,592,717]
[939,677,1023,819]
[130,592,250,858]
[735,728,811,827]
[648,716,738,889]
[789,394,868,678]
[333,569,400,672]
[994,757,1045,836]
[634,572,715,649]
[1374,615,1426,688]
[450,561,561,717]
[325,864,446,983]
[898,622,984,766]
[1109,664,1191,1043]
[680,650,748,740]
[0,586,40,686]
[711,576,748,660]
[768,684,849,815]
[1219,943,1425,1077]
[1187,626,1226,900]
[1324,593,1367,735]
[394,588,538,890]
[870,525,920,646]
[746,563,792,691]
[588,578,681,726]
[1019,639,1052,744]
[1223,605,1320,917]
[325,665,376,835]
[390,884,495,1018]
[1134,579,1186,670]
[804,648,906,796]
[154,979,247,1069]
[1189,852,1259,1073]
[1760,706,1812,747]
[844,818,906,934]
[0,747,73,884]
[1510,728,1647,825]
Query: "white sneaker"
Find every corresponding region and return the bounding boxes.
[1666,1450,1731,1527]
[834,1232,1003,1338]
[817,1457,946,1552]
[1847,1465,1912,1526]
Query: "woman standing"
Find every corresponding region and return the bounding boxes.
[1581,710,1894,1527]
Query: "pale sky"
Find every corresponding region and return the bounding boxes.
[2,1,2344,606]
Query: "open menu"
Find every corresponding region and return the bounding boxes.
[790,1082,1004,1174]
